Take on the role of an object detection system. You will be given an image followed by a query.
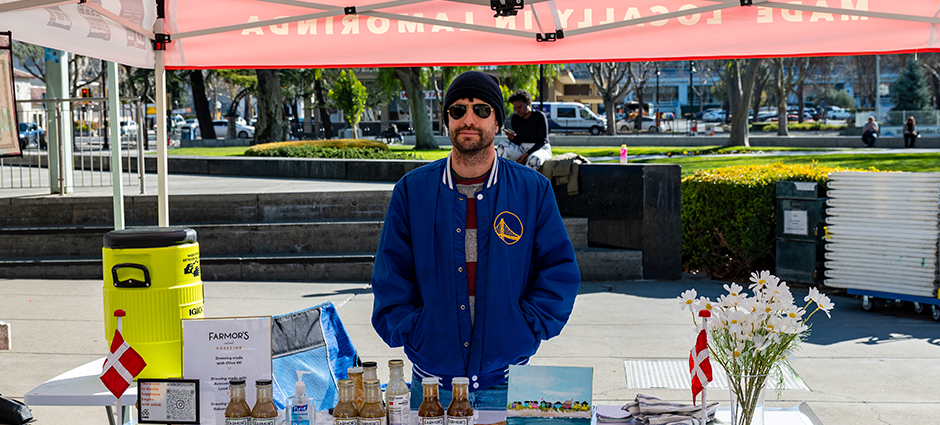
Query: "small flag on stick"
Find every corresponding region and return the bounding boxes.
[100,310,146,399]
[689,309,713,405]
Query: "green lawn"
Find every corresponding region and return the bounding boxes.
[385,145,841,160]
[157,146,250,156]
[161,144,839,160]
[159,144,940,177]
[634,152,940,176]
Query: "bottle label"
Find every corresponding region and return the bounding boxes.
[360,418,385,425]
[387,394,411,425]
[447,418,472,425]
[290,403,312,425]
[335,419,359,425]
[252,419,277,425]
[419,417,444,425]
[226,419,250,425]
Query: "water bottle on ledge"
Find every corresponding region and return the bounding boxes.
[620,144,628,164]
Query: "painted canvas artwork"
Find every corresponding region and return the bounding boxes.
[506,365,593,425]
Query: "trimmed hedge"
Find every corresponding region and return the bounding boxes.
[757,122,846,132]
[682,163,874,280]
[244,139,419,160]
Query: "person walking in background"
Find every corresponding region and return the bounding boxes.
[862,116,879,147]
[497,90,552,171]
[371,71,580,411]
[904,116,918,148]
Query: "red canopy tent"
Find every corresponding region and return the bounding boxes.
[2,0,939,221]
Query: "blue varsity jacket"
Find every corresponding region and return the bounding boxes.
[371,154,581,391]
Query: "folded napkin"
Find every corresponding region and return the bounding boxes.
[623,394,718,425]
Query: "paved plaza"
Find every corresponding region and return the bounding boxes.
[1,276,938,425]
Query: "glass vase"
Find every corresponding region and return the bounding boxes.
[728,373,767,425]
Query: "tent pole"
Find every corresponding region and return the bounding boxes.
[107,61,125,230]
[155,18,169,227]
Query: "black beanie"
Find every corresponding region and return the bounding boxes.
[443,71,505,128]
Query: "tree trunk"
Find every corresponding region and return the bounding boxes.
[797,81,806,123]
[726,59,765,147]
[304,94,313,133]
[605,99,617,135]
[634,85,646,132]
[396,67,438,150]
[775,59,789,136]
[190,71,216,139]
[314,75,333,139]
[254,69,286,145]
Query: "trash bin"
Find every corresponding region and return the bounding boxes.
[181,126,194,141]
[102,227,204,379]
[775,181,827,284]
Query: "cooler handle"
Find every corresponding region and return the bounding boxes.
[112,263,151,288]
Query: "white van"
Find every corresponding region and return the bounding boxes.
[530,102,607,135]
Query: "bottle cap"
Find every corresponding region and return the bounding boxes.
[338,379,354,387]
[347,367,363,375]
[230,379,246,386]
[361,361,377,368]
[422,377,440,386]
[256,379,272,386]
[389,359,404,366]
[452,377,469,385]
[363,379,380,387]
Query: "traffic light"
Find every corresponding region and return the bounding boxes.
[80,88,90,98]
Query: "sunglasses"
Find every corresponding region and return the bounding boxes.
[448,104,492,121]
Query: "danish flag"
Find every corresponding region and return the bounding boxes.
[689,310,713,404]
[100,315,147,399]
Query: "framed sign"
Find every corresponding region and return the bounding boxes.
[183,316,272,425]
[138,379,201,424]
[0,32,23,158]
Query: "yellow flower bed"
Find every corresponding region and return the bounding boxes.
[245,138,388,155]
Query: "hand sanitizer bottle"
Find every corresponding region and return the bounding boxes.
[288,371,314,425]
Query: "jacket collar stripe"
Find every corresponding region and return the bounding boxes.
[486,156,499,188]
[442,153,499,190]
[443,154,453,190]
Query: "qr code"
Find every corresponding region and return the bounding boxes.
[166,386,197,421]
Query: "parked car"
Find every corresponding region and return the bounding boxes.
[170,114,186,128]
[827,106,852,120]
[756,111,777,122]
[531,102,606,135]
[196,119,255,139]
[787,106,818,121]
[119,120,139,138]
[701,109,728,122]
[769,112,814,122]
[617,116,661,133]
[18,122,46,149]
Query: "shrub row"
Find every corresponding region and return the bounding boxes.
[682,162,874,280]
[752,122,846,132]
[245,139,419,160]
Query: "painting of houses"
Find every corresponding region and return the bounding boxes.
[506,365,593,424]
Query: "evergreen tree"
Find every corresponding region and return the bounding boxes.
[891,57,931,111]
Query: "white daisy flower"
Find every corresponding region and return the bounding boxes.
[678,289,698,311]
[724,282,744,297]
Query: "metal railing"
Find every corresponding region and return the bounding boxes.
[2,97,146,193]
[882,110,940,126]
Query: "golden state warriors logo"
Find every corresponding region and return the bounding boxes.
[494,211,523,245]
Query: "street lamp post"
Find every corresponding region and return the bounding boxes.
[655,66,660,114]
[689,61,695,119]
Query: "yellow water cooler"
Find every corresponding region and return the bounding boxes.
[102,227,204,379]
